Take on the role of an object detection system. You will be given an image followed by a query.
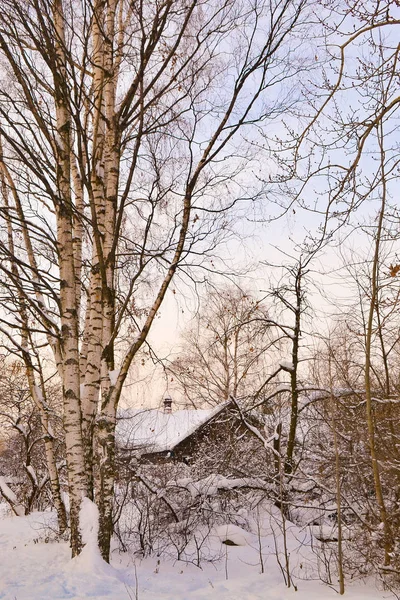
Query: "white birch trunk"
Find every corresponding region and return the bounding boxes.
[96,0,120,560]
[53,0,87,556]
[0,477,25,517]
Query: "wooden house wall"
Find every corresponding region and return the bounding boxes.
[142,407,267,478]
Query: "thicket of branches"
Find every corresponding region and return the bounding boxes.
[0,0,399,590]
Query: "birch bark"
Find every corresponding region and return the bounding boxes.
[53,0,87,555]
[96,0,120,560]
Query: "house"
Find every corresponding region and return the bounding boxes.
[117,396,267,477]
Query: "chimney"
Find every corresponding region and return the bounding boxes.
[163,393,172,414]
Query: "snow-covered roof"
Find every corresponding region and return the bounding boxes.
[117,402,230,455]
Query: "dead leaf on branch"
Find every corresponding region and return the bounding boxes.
[389,264,400,277]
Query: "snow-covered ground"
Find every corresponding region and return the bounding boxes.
[0,504,395,600]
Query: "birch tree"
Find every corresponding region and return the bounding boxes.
[0,0,312,559]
